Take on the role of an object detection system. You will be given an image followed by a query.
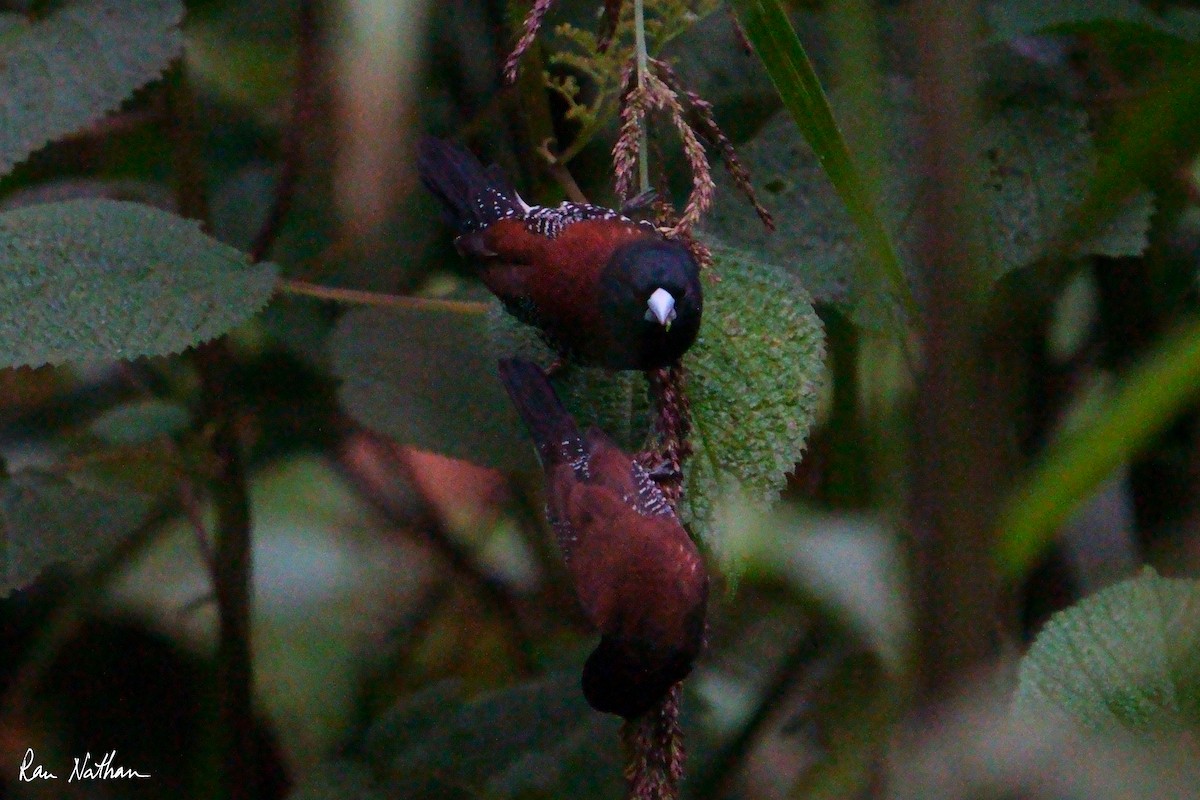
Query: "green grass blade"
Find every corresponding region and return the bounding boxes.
[728,0,917,326]
[996,316,1200,577]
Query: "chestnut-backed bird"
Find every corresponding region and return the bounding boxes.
[419,138,702,370]
[498,357,708,718]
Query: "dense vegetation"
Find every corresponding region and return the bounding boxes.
[0,0,1198,798]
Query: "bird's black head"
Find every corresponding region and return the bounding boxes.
[598,238,702,370]
[581,633,701,719]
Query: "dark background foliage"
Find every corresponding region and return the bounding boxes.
[0,0,1199,798]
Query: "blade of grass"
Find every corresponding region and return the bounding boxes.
[996,315,1200,577]
[728,0,917,335]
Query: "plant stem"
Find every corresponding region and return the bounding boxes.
[634,0,651,194]
[908,0,1004,700]
[277,278,489,314]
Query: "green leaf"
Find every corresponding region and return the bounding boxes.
[0,0,184,177]
[726,0,915,334]
[89,399,191,445]
[707,84,1152,318]
[997,316,1200,578]
[1,470,153,596]
[0,199,278,368]
[678,248,825,545]
[987,0,1200,44]
[715,500,907,664]
[1014,569,1200,734]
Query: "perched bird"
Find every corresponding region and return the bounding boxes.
[418,138,702,370]
[498,357,708,718]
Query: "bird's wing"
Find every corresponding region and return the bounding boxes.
[583,429,676,519]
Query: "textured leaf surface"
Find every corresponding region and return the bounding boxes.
[0,0,183,177]
[678,248,825,543]
[1,470,152,596]
[0,200,278,368]
[1014,569,1200,734]
[706,83,1153,321]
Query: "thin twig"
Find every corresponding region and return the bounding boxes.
[249,0,319,263]
[537,139,590,204]
[633,0,652,195]
[169,59,257,800]
[277,278,489,314]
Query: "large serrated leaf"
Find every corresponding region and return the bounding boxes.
[1,470,153,596]
[0,199,278,368]
[706,82,1153,323]
[679,247,825,544]
[0,0,184,177]
[1014,568,1200,734]
[334,247,825,557]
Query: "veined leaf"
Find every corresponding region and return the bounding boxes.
[0,470,153,596]
[0,0,184,177]
[1015,569,1200,734]
[707,83,1152,319]
[0,199,278,368]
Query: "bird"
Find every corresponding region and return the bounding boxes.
[498,357,708,718]
[418,137,703,370]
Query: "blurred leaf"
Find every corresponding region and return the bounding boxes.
[108,456,425,766]
[997,316,1200,577]
[1,470,152,596]
[0,199,278,368]
[0,0,184,177]
[1014,568,1200,734]
[707,83,1153,320]
[330,302,532,471]
[89,399,191,445]
[360,672,622,799]
[790,650,896,800]
[333,248,825,557]
[716,500,907,664]
[185,20,294,112]
[727,0,916,333]
[987,0,1200,43]
[288,761,384,800]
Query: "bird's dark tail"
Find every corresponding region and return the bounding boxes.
[498,358,586,468]
[417,137,524,233]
